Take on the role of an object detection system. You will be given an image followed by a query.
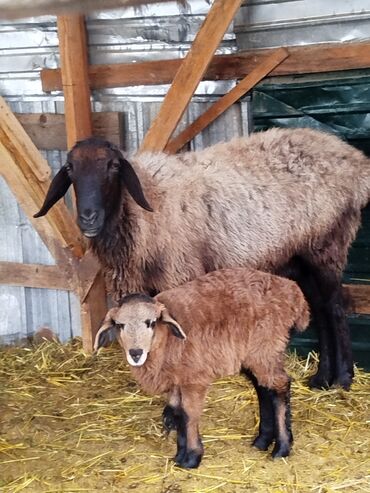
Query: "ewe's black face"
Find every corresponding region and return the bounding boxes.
[34,138,153,238]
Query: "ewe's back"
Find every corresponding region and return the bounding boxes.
[136,128,370,209]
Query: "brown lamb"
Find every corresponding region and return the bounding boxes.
[94,268,310,469]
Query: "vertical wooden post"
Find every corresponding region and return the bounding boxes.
[57,14,107,351]
[57,15,93,147]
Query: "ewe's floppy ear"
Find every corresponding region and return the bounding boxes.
[160,307,186,340]
[33,166,72,217]
[93,308,119,352]
[117,152,153,213]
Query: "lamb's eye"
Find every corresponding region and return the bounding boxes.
[145,319,156,328]
[116,323,125,331]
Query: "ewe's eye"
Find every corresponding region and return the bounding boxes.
[65,162,73,173]
[108,160,120,172]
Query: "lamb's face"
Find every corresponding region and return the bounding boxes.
[94,294,187,366]
[114,300,159,367]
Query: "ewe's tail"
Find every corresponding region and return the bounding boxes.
[293,286,310,332]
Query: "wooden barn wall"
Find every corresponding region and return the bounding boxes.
[0,1,250,344]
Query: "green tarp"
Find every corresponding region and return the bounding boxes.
[252,72,370,369]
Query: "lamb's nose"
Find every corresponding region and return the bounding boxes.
[129,348,143,363]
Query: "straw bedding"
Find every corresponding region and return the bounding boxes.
[0,339,369,493]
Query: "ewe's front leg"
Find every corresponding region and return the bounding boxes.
[174,385,207,469]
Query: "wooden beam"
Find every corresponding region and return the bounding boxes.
[0,97,84,259]
[140,0,243,152]
[16,112,124,151]
[57,14,107,351]
[166,48,289,154]
[345,284,370,315]
[80,272,107,352]
[0,262,73,291]
[57,15,93,148]
[0,0,176,21]
[41,42,370,92]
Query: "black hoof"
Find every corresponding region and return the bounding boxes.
[174,447,187,464]
[252,433,274,451]
[309,371,333,390]
[271,441,291,458]
[175,449,203,469]
[162,405,178,433]
[333,371,353,391]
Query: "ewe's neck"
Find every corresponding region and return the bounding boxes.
[90,163,163,298]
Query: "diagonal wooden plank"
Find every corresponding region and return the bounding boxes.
[0,97,84,259]
[166,48,289,153]
[140,0,243,152]
[0,141,76,262]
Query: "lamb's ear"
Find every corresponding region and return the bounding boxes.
[93,308,119,352]
[160,307,187,340]
[33,166,72,217]
[118,154,153,213]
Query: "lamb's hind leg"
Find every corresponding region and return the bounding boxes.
[246,363,293,458]
[270,382,292,458]
[241,368,275,450]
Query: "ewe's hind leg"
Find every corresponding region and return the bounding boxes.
[305,261,354,390]
[174,385,207,469]
[278,254,353,389]
[241,368,275,450]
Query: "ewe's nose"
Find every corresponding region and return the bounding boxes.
[129,348,143,363]
[79,209,98,226]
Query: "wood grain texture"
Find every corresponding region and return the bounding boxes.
[166,48,289,153]
[140,0,243,152]
[16,112,123,150]
[0,262,73,291]
[57,15,93,148]
[345,284,370,315]
[41,42,370,92]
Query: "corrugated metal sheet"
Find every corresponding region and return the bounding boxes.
[0,1,250,344]
[235,0,370,49]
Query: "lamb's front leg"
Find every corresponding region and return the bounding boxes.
[174,385,207,469]
[162,386,181,433]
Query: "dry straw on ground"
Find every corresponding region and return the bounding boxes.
[0,339,369,493]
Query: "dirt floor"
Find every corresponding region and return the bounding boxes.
[0,340,369,493]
